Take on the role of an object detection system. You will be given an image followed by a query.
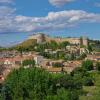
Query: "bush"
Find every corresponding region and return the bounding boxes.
[22,59,35,67]
[96,62,100,71]
[71,67,86,76]
[82,60,93,71]
[83,77,94,86]
[45,88,79,100]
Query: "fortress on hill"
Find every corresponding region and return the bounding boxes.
[28,33,88,47]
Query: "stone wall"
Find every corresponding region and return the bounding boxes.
[28,33,88,46]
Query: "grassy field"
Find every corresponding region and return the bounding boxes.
[80,71,100,100]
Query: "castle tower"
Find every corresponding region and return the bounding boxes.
[36,33,45,43]
[82,37,88,47]
[28,33,46,44]
[80,36,88,47]
[37,33,45,43]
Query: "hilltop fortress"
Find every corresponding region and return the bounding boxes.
[28,33,88,47]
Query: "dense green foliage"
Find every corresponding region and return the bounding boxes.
[0,67,83,100]
[96,62,100,71]
[71,67,94,86]
[82,60,93,71]
[22,59,35,67]
[80,72,100,100]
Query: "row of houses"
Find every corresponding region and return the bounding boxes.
[0,50,18,58]
[34,56,82,74]
[0,50,99,83]
[86,54,100,62]
[0,53,82,82]
[44,45,88,56]
[0,54,35,83]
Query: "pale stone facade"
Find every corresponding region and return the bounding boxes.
[28,33,88,47]
[28,33,45,43]
[34,55,44,66]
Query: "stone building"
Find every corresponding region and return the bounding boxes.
[34,55,44,66]
[28,33,45,44]
[28,33,88,47]
[82,37,88,47]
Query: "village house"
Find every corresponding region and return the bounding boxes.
[0,57,22,69]
[48,60,64,67]
[66,45,80,55]
[0,54,35,83]
[39,59,51,69]
[46,68,63,74]
[86,54,100,62]
[0,50,19,58]
[93,52,100,56]
[80,48,89,54]
[34,55,44,67]
[63,61,81,73]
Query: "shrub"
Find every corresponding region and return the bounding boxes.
[82,60,93,71]
[83,77,94,86]
[96,62,100,71]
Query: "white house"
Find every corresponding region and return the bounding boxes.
[34,56,44,66]
[4,59,12,65]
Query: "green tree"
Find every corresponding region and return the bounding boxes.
[57,88,77,100]
[1,85,12,100]
[96,62,100,71]
[87,44,93,52]
[50,41,58,50]
[82,60,93,71]
[59,41,70,49]
[45,88,79,100]
[22,59,35,67]
[83,77,94,86]
[2,67,82,100]
[71,67,89,78]
[3,68,55,100]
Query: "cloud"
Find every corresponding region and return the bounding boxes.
[49,0,75,7]
[0,9,100,33]
[0,6,15,16]
[0,0,13,4]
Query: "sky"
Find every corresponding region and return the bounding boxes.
[0,0,100,47]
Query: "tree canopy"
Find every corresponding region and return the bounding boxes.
[82,60,94,71]
[0,67,82,100]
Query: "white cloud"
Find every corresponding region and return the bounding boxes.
[49,0,74,7]
[0,6,15,16]
[0,9,100,33]
[0,0,13,4]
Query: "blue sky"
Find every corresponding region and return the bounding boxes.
[0,0,100,46]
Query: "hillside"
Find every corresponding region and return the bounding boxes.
[9,34,100,52]
[16,39,37,48]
